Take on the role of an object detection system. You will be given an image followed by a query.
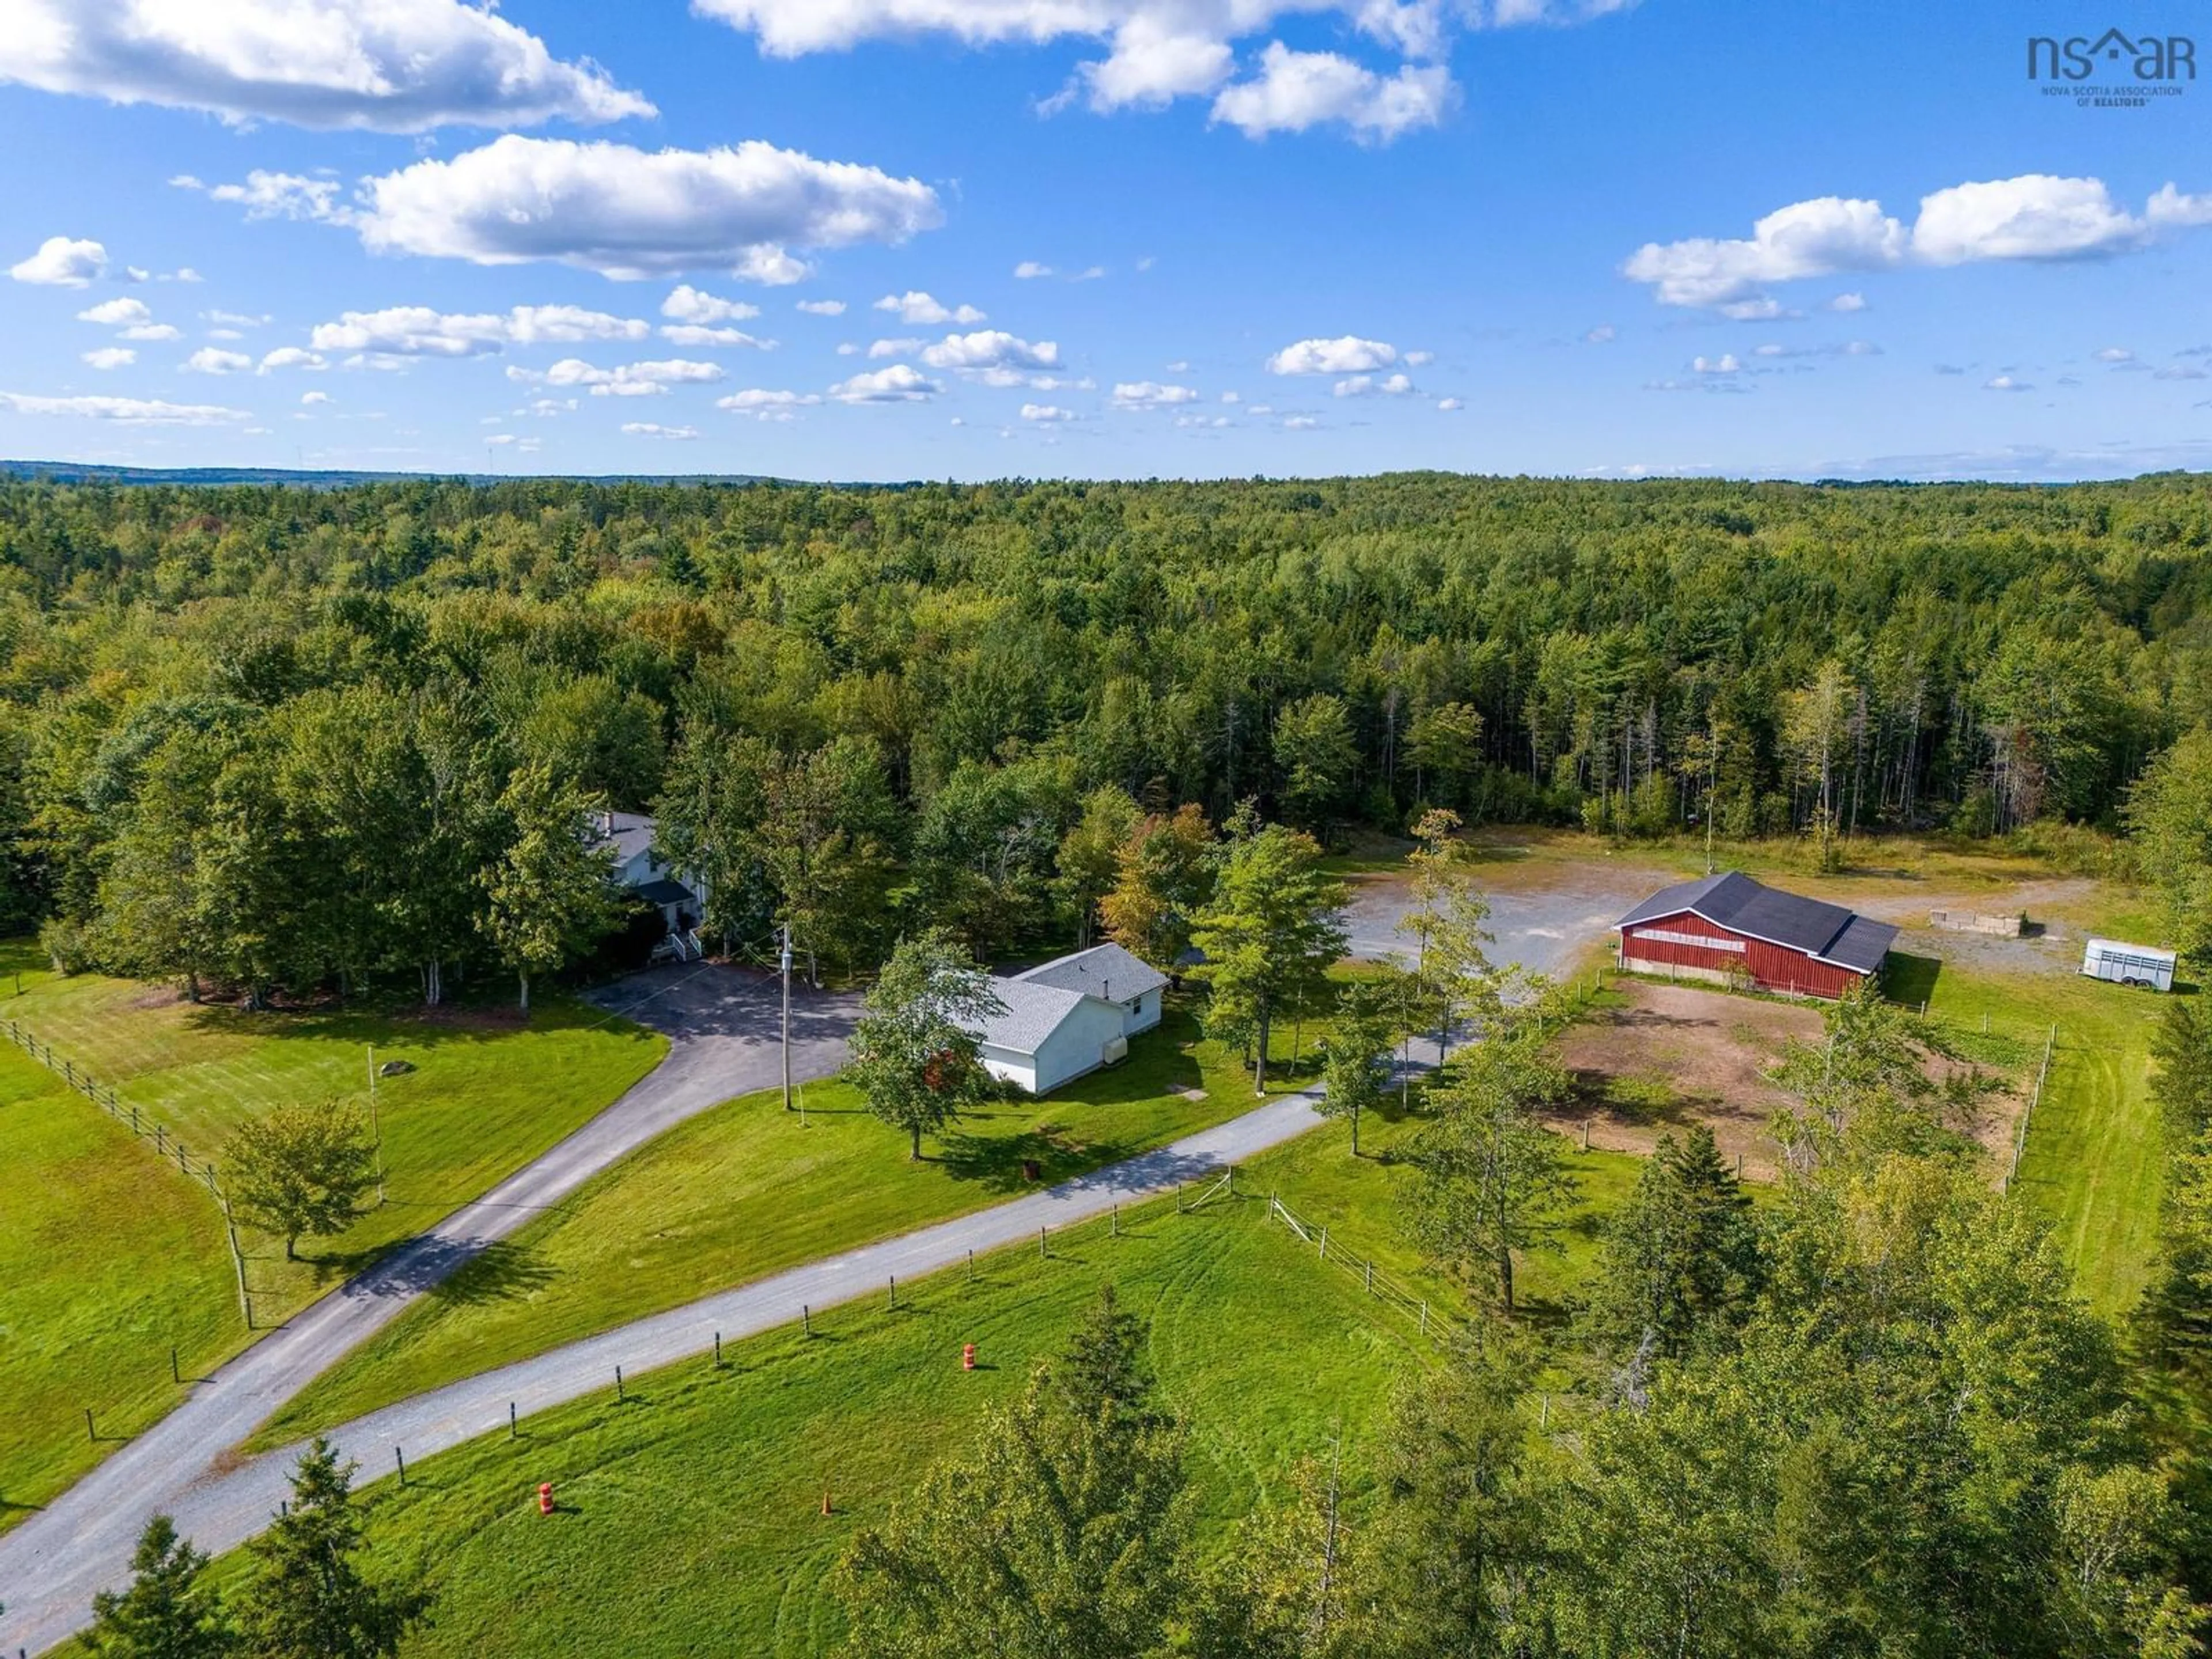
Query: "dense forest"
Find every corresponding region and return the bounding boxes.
[2,471,2209,996]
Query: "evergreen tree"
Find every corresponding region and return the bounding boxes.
[1189,825,1347,1094]
[1584,1124,1763,1359]
[85,1514,233,1659]
[1317,978,1397,1157]
[237,1440,426,1659]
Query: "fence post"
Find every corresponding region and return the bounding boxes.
[1317,1226,1328,1262]
[714,1331,722,1368]
[171,1346,180,1385]
[510,1402,518,1439]
[888,1275,896,1311]
[1039,1225,1048,1260]
[1419,1302,1429,1335]
[803,1304,812,1337]
[1365,1260,1374,1294]
[394,1446,406,1487]
[615,1366,624,1403]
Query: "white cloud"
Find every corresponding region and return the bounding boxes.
[828,363,939,403]
[337,137,941,281]
[1111,380,1199,408]
[0,0,652,132]
[692,1,1607,136]
[12,235,107,286]
[1437,396,1464,411]
[0,390,248,423]
[1910,175,2145,265]
[77,296,152,327]
[1283,414,1320,429]
[1333,372,1415,396]
[1221,391,1241,404]
[123,323,181,342]
[874,290,986,325]
[195,171,342,221]
[622,421,700,438]
[207,328,243,341]
[2096,346,2134,363]
[309,304,650,357]
[835,342,860,355]
[1628,175,2212,310]
[301,390,331,406]
[1211,44,1453,141]
[1021,403,1076,421]
[1267,335,1396,374]
[207,309,269,328]
[663,285,762,324]
[868,338,923,358]
[660,324,771,348]
[919,330,1059,372]
[259,347,328,372]
[796,298,846,315]
[1176,414,1230,429]
[1013,261,1054,279]
[1984,374,2032,392]
[718,387,820,419]
[1583,323,1616,344]
[1403,349,1434,366]
[1692,353,1741,374]
[81,347,135,370]
[524,357,726,396]
[185,347,252,374]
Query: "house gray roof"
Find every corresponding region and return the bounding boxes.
[969,979,1089,1055]
[1014,942,1168,1003]
[1616,870,1897,974]
[596,810,658,869]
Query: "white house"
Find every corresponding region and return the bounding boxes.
[594,811,706,937]
[969,942,1168,1096]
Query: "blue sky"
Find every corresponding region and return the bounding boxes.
[1,0,2207,481]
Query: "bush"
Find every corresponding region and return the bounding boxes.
[38,914,91,975]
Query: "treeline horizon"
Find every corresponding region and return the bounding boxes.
[2,471,2207,998]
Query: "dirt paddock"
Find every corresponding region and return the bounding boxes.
[1555,980,2025,1181]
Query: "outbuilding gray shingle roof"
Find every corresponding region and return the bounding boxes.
[1014,942,1168,1003]
[1616,870,1897,974]
[969,979,1088,1054]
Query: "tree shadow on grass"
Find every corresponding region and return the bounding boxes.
[1884,952,1942,1007]
[933,1125,1139,1194]
[426,1240,558,1307]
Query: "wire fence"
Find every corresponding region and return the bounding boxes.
[1263,1191,1471,1350]
[1,1014,257,1325]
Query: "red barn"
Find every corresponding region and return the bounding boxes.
[1614,872,1897,1000]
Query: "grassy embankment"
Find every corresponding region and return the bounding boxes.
[0,937,666,1524]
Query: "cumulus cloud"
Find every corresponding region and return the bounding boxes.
[77,296,152,327]
[1211,44,1453,141]
[185,347,252,374]
[690,1,1614,137]
[309,304,650,357]
[259,347,328,372]
[282,137,946,282]
[1437,396,1464,411]
[1626,174,2212,310]
[1283,414,1320,429]
[828,363,940,403]
[1111,380,1199,408]
[1021,403,1076,421]
[621,422,700,438]
[919,330,1059,372]
[1984,374,2032,392]
[0,391,248,424]
[796,298,846,315]
[1013,261,1054,279]
[1583,323,1616,344]
[868,338,923,358]
[2096,346,2134,363]
[875,290,986,325]
[1692,353,1741,374]
[0,0,652,132]
[663,285,761,323]
[660,324,771,348]
[81,346,135,369]
[521,357,726,396]
[12,235,107,286]
[718,387,821,419]
[1267,335,1396,374]
[1333,372,1415,396]
[301,390,332,406]
[175,170,342,221]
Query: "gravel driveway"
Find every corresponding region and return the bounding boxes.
[0,964,855,1657]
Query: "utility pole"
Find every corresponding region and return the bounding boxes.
[367,1044,386,1205]
[781,922,794,1112]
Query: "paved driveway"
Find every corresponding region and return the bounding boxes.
[0,965,855,1656]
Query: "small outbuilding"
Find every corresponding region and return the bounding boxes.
[969,942,1168,1096]
[1615,871,1897,1000]
[2081,938,2177,993]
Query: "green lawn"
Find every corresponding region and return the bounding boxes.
[259,1001,1323,1446]
[226,1115,1656,1659]
[0,1045,241,1524]
[1912,958,2173,1316]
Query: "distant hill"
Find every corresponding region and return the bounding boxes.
[0,460,792,489]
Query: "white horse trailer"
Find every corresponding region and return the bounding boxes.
[2081,938,2177,992]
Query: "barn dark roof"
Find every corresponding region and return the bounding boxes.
[1616,871,1897,974]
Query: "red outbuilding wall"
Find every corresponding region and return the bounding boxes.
[1619,909,1862,999]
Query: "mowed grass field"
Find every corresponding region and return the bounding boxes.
[0,937,666,1521]
[232,1162,1449,1657]
[0,1044,240,1524]
[260,1000,1349,1445]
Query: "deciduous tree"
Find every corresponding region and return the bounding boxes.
[847,928,1004,1160]
[1189,824,1347,1094]
[224,1101,377,1261]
